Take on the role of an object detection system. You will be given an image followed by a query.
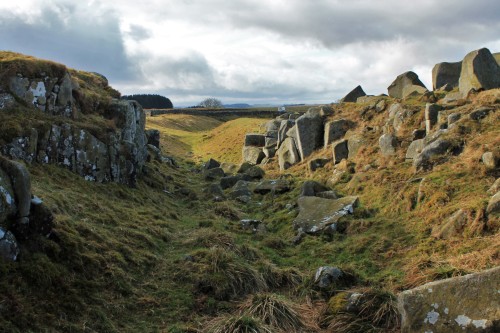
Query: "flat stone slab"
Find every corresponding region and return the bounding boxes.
[398,266,500,333]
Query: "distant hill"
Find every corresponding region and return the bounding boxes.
[223,103,251,108]
[122,94,173,109]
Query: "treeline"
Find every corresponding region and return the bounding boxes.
[122,94,173,109]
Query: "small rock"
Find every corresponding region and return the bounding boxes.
[0,228,19,261]
[482,152,498,169]
[204,158,221,170]
[314,266,344,289]
[487,192,500,215]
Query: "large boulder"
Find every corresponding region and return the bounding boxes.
[459,48,500,95]
[388,71,428,99]
[253,179,291,195]
[277,137,300,171]
[413,138,452,171]
[293,196,358,234]
[277,120,295,148]
[295,112,324,161]
[0,156,31,226]
[398,266,500,333]
[332,139,349,164]
[324,119,350,148]
[378,134,398,156]
[425,103,442,134]
[340,85,366,103]
[432,61,462,90]
[242,146,265,165]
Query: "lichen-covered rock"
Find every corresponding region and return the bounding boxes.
[220,174,252,190]
[425,103,442,133]
[0,228,19,261]
[300,180,329,197]
[1,128,38,163]
[293,196,358,234]
[482,152,498,169]
[459,48,500,95]
[387,71,427,99]
[432,61,462,90]
[145,129,160,148]
[277,120,295,148]
[244,165,265,180]
[340,85,366,103]
[277,137,300,171]
[406,139,425,160]
[314,266,345,289]
[398,266,500,333]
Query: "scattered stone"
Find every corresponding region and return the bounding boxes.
[379,134,398,156]
[398,266,500,333]
[482,152,498,169]
[314,266,345,289]
[387,71,427,99]
[240,219,265,233]
[469,107,493,121]
[244,165,265,180]
[229,180,252,199]
[375,99,387,112]
[203,167,225,181]
[412,129,426,141]
[220,162,239,175]
[293,196,358,234]
[340,85,366,103]
[413,139,452,171]
[220,174,252,189]
[432,61,462,90]
[487,192,500,215]
[204,183,225,201]
[459,48,500,95]
[447,113,461,126]
[432,209,468,239]
[332,139,349,164]
[406,139,425,160]
[309,158,330,172]
[204,158,220,170]
[487,178,500,195]
[300,180,329,197]
[253,179,291,195]
[0,229,19,261]
[237,162,253,174]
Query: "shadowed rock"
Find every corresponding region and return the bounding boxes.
[388,71,427,99]
[432,61,462,90]
[340,85,366,103]
[459,48,500,95]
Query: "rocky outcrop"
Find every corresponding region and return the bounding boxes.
[432,61,462,90]
[388,71,428,99]
[398,266,500,333]
[295,112,324,161]
[293,196,358,234]
[459,48,500,95]
[340,85,366,103]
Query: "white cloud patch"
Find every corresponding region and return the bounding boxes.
[1,0,500,106]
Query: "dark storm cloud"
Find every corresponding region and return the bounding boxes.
[0,4,140,82]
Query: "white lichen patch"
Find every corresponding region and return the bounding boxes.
[472,319,487,329]
[444,308,449,315]
[455,315,472,327]
[0,186,13,205]
[431,303,439,309]
[424,310,439,325]
[30,81,46,104]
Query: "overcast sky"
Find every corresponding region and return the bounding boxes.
[1,0,499,106]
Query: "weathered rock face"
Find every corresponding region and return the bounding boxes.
[459,48,500,95]
[487,192,500,215]
[277,137,300,171]
[340,85,366,103]
[0,228,19,261]
[432,61,462,90]
[2,100,148,186]
[244,134,266,147]
[253,179,290,194]
[293,196,358,234]
[295,112,324,161]
[388,71,427,99]
[300,180,329,197]
[145,129,160,148]
[277,120,295,148]
[425,103,442,134]
[398,266,500,333]
[324,119,350,148]
[406,139,425,160]
[413,138,452,171]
